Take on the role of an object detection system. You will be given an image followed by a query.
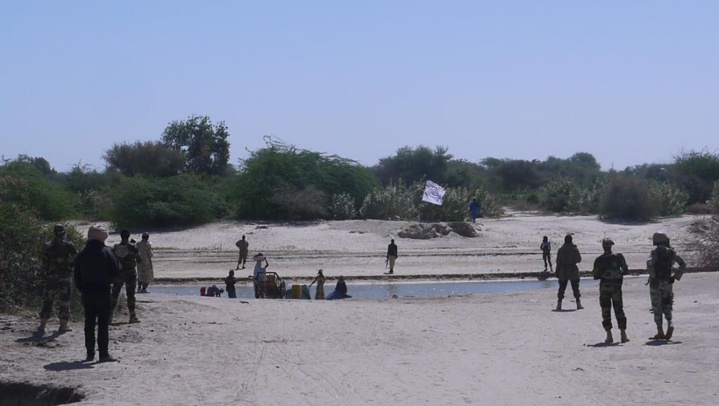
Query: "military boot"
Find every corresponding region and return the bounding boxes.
[620,329,629,343]
[604,328,613,344]
[650,325,665,340]
[58,319,72,332]
[37,319,48,333]
[665,322,674,340]
[555,300,562,311]
[576,298,584,310]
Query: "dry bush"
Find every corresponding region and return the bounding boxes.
[688,217,719,270]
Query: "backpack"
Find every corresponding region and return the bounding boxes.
[653,246,673,280]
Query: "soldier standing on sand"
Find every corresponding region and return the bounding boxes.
[38,224,78,333]
[111,230,142,324]
[236,235,249,270]
[647,232,686,340]
[555,234,583,311]
[592,238,630,343]
[386,239,398,274]
[136,233,153,293]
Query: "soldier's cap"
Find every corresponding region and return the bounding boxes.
[602,238,614,247]
[53,224,65,235]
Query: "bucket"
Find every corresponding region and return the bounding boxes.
[291,284,302,299]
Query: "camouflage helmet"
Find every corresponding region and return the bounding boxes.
[602,238,614,248]
[53,224,66,236]
[652,232,669,246]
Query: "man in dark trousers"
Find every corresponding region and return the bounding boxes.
[592,238,630,343]
[386,239,398,274]
[555,234,583,311]
[74,224,121,362]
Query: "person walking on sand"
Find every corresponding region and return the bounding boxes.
[38,224,78,333]
[74,224,121,362]
[136,233,153,293]
[111,230,142,324]
[224,270,240,298]
[468,197,481,223]
[386,239,398,274]
[252,253,269,299]
[647,232,686,340]
[592,238,630,343]
[540,236,552,272]
[555,234,583,311]
[236,235,249,270]
[309,269,326,300]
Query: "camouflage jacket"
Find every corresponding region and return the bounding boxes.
[43,238,78,279]
[592,252,629,283]
[112,242,142,273]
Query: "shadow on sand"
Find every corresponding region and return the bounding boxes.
[586,342,623,348]
[15,330,68,344]
[44,360,95,372]
[645,340,682,346]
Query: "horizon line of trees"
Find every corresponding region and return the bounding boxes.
[3,114,719,228]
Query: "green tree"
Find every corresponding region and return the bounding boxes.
[109,174,225,228]
[0,160,76,221]
[162,115,231,176]
[373,146,453,186]
[598,176,657,222]
[104,140,185,177]
[234,138,376,220]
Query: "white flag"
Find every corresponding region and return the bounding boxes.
[422,180,446,206]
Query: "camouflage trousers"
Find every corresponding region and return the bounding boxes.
[650,280,674,327]
[39,277,73,322]
[557,278,580,300]
[111,271,137,315]
[599,282,626,330]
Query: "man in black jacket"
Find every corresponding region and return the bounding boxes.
[74,224,122,362]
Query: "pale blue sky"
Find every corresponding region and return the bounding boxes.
[1,1,717,172]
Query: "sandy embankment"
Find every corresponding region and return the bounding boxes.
[105,212,702,283]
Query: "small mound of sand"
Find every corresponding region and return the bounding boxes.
[398,222,477,239]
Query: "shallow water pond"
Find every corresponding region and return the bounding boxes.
[150,279,600,300]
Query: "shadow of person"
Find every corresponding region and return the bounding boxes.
[16,330,63,344]
[645,340,683,346]
[44,360,94,371]
[586,342,621,348]
[551,309,577,313]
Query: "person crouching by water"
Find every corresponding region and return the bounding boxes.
[327,276,352,300]
[309,269,326,300]
[224,270,240,299]
[252,253,269,299]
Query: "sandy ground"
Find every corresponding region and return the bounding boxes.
[79,212,705,282]
[1,214,716,405]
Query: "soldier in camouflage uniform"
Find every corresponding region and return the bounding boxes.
[555,234,583,311]
[647,232,686,340]
[111,229,142,324]
[38,224,78,333]
[592,238,630,343]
